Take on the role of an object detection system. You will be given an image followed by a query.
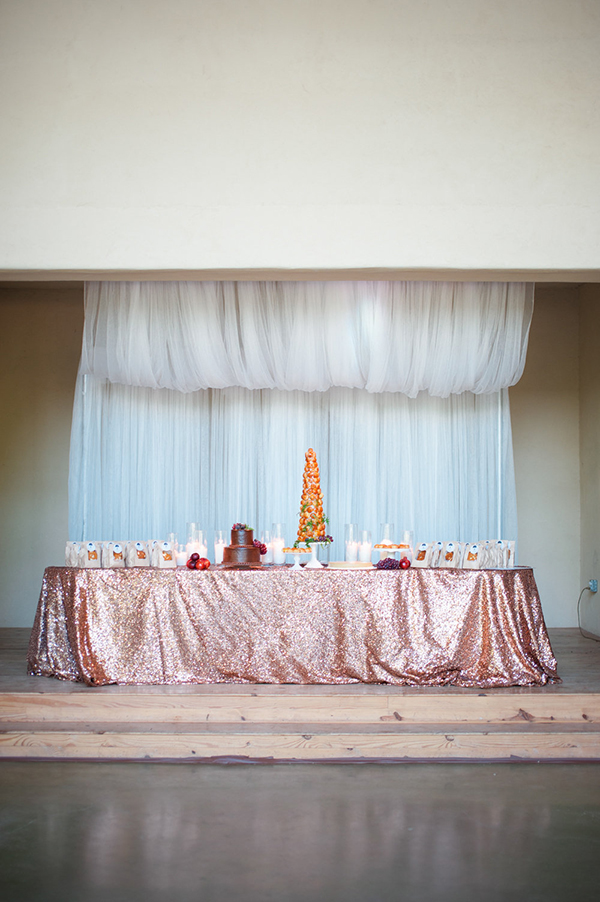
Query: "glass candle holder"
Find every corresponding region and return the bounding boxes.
[358,529,372,563]
[271,523,286,564]
[398,529,414,561]
[378,522,396,559]
[186,527,206,559]
[261,530,273,564]
[345,523,358,562]
[214,529,226,565]
[379,523,395,543]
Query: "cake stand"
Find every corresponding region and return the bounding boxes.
[286,549,309,570]
[304,542,328,569]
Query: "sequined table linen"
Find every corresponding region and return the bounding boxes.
[28,567,558,687]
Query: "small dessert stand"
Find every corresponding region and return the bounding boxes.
[286,548,309,570]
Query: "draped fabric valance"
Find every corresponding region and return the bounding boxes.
[81,281,534,397]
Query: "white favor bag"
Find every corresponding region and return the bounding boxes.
[478,541,490,568]
[104,542,125,568]
[65,542,81,567]
[463,543,481,569]
[484,541,503,569]
[430,541,444,568]
[493,540,506,569]
[505,541,516,568]
[126,541,150,567]
[80,541,102,568]
[439,541,460,568]
[412,542,432,568]
[152,541,176,569]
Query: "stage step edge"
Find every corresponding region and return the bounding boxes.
[2,691,599,725]
[1,726,599,761]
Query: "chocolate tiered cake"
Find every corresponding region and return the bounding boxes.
[222,524,261,568]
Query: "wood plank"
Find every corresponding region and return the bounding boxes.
[1,727,599,761]
[1,690,600,724]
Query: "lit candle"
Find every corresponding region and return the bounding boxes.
[358,541,372,563]
[186,526,204,560]
[176,549,188,567]
[272,537,285,565]
[345,540,358,563]
[213,530,226,565]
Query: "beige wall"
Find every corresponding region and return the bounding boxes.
[0,286,83,627]
[579,284,600,636]
[510,287,581,626]
[1,1,600,275]
[0,283,594,629]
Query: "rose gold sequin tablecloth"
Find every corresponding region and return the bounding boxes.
[28,566,559,687]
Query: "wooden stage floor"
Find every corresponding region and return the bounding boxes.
[1,628,599,762]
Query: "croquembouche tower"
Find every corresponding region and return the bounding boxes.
[296,448,328,544]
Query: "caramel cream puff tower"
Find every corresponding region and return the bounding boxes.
[296,448,327,543]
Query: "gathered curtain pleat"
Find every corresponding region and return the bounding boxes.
[69,280,531,555]
[80,281,533,396]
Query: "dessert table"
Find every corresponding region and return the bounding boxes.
[28,566,558,688]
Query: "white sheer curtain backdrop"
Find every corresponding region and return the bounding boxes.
[69,379,517,560]
[69,280,531,557]
[80,281,533,396]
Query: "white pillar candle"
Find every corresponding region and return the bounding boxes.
[176,550,188,567]
[358,541,372,563]
[186,541,200,558]
[214,541,225,565]
[272,537,285,565]
[345,540,358,562]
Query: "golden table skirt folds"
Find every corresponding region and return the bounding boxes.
[28,566,559,688]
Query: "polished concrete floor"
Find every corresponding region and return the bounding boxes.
[0,763,599,902]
